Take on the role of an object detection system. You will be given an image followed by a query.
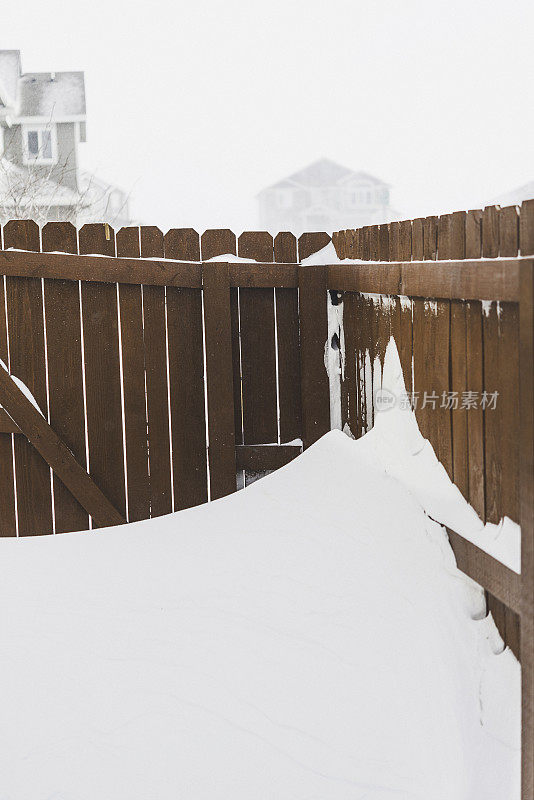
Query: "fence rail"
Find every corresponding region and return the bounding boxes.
[0,205,533,798]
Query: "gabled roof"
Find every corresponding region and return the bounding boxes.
[0,51,86,120]
[18,71,85,118]
[260,158,389,193]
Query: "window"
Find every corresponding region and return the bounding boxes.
[22,124,57,165]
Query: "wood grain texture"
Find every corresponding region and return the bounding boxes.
[116,228,150,522]
[297,232,331,262]
[519,259,534,798]
[165,235,207,510]
[274,232,301,443]
[203,262,237,499]
[412,298,452,478]
[0,273,16,535]
[79,225,127,522]
[4,220,53,535]
[465,302,485,518]
[238,232,278,447]
[298,265,330,448]
[42,222,89,533]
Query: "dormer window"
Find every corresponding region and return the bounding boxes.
[22,124,57,165]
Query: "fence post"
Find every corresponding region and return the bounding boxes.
[298,263,330,449]
[203,261,237,500]
[521,258,534,799]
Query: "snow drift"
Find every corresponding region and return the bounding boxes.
[0,425,519,798]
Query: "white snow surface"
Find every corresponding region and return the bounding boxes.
[357,338,521,573]
[0,429,519,797]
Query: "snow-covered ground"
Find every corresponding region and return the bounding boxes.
[0,420,520,797]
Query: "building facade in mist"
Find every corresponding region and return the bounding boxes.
[257,158,397,234]
[0,50,130,227]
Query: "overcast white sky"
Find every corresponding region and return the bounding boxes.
[5,0,534,231]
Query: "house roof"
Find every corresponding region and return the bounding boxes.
[0,51,86,119]
[260,158,389,193]
[18,71,85,118]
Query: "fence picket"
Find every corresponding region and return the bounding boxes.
[0,226,16,534]
[140,227,172,517]
[203,261,236,499]
[42,222,89,533]
[116,227,150,522]
[238,232,278,453]
[164,232,207,510]
[4,220,53,535]
[499,205,519,257]
[79,224,126,522]
[274,232,302,443]
[483,206,500,258]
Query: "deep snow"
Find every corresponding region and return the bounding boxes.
[0,428,520,799]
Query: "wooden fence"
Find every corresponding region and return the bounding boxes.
[0,203,532,797]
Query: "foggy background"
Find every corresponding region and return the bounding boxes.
[4,0,533,231]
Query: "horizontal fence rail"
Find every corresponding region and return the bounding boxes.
[0,205,532,797]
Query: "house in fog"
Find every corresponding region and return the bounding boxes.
[0,50,131,227]
[257,158,398,234]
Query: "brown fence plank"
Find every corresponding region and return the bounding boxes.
[483,302,519,524]
[238,233,278,448]
[369,226,379,260]
[274,233,302,443]
[412,219,424,261]
[519,258,534,798]
[447,529,521,613]
[42,222,89,533]
[165,234,207,511]
[483,206,500,258]
[398,220,412,261]
[423,216,438,260]
[438,215,451,260]
[164,228,200,261]
[201,229,236,260]
[140,227,172,517]
[465,302,485,518]
[298,264,330,447]
[203,262,236,500]
[298,232,331,262]
[79,224,126,522]
[413,298,452,478]
[378,224,390,261]
[4,220,53,536]
[450,300,468,498]
[520,200,534,256]
[116,227,150,523]
[466,209,483,258]
[450,211,466,260]
[0,248,202,288]
[0,266,16,536]
[341,292,358,435]
[500,206,519,257]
